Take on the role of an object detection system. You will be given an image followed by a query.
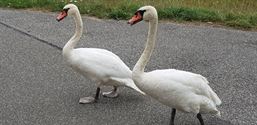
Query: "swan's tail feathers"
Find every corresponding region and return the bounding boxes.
[201,75,222,106]
[200,75,210,84]
[216,111,221,117]
[125,79,146,95]
[209,89,222,106]
[209,106,221,117]
[111,77,145,95]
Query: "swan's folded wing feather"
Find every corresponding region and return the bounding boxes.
[69,48,132,79]
[144,69,221,105]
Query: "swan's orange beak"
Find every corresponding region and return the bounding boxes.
[128,12,143,25]
[56,10,68,22]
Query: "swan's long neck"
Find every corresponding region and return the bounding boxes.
[133,18,158,74]
[63,10,83,57]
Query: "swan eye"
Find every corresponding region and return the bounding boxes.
[138,10,146,16]
[63,8,70,13]
[135,10,146,16]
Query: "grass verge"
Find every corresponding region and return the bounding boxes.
[0,0,257,29]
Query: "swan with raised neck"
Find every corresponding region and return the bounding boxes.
[56,4,144,104]
[57,4,83,58]
[128,5,221,125]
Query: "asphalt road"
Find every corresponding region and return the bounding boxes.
[0,9,257,125]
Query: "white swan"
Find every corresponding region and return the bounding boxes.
[128,6,221,125]
[56,4,144,104]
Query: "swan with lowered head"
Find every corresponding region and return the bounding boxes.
[56,4,144,104]
[128,6,221,125]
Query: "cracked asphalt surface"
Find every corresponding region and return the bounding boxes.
[0,9,257,125]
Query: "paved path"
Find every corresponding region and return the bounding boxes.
[0,9,257,125]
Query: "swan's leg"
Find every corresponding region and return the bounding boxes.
[169,108,176,125]
[196,113,204,125]
[79,87,100,104]
[102,86,118,98]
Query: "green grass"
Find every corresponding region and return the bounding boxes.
[1,0,257,29]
